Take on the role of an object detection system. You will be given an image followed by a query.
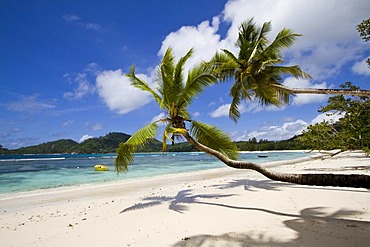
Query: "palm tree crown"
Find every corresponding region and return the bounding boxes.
[115,48,239,172]
[208,18,311,121]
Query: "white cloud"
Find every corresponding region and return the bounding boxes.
[222,0,369,80]
[283,77,328,105]
[79,134,93,143]
[352,58,370,76]
[5,95,56,113]
[64,72,95,100]
[192,111,201,117]
[150,112,167,124]
[210,104,231,118]
[310,112,344,125]
[95,69,153,115]
[158,0,369,85]
[233,111,344,141]
[91,123,103,131]
[234,119,308,141]
[159,17,233,72]
[62,120,74,127]
[63,14,106,32]
[210,100,285,118]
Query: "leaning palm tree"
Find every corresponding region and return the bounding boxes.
[116,47,369,188]
[207,18,370,122]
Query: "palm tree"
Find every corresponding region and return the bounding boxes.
[116,47,370,188]
[207,18,370,122]
[115,48,238,172]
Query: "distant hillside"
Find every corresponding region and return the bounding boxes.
[15,139,79,154]
[1,132,135,154]
[0,133,307,155]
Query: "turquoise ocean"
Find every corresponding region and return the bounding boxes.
[0,151,311,194]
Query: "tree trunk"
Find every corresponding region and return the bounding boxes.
[183,132,370,189]
[273,84,370,97]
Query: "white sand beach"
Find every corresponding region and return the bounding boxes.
[0,151,369,247]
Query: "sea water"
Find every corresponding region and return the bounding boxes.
[0,151,310,194]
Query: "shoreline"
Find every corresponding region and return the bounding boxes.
[0,150,315,197]
[1,151,369,246]
[0,151,325,200]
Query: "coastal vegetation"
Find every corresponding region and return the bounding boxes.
[300,82,370,153]
[0,133,306,155]
[115,19,370,188]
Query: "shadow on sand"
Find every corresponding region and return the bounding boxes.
[120,179,370,246]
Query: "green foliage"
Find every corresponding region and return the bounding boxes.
[207,18,311,121]
[190,121,239,160]
[115,48,221,172]
[357,18,370,42]
[115,122,159,172]
[14,139,79,154]
[357,18,370,67]
[300,82,370,152]
[1,132,132,154]
[235,136,305,151]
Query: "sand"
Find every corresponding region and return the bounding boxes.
[0,151,369,247]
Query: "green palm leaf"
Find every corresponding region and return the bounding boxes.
[127,65,162,104]
[115,122,159,173]
[190,121,239,160]
[178,65,217,108]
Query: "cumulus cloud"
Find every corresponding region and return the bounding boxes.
[210,104,232,118]
[310,112,344,125]
[234,119,308,141]
[79,134,94,143]
[159,17,233,72]
[222,0,369,80]
[233,111,343,141]
[158,0,369,86]
[95,69,153,115]
[352,58,370,76]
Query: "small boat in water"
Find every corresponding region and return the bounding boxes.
[94,164,109,171]
[257,155,268,158]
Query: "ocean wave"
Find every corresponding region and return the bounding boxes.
[0,157,66,162]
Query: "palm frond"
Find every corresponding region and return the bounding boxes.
[127,66,162,104]
[178,65,217,108]
[158,48,176,108]
[269,65,312,79]
[115,122,159,173]
[190,121,239,160]
[208,51,238,82]
[268,28,301,51]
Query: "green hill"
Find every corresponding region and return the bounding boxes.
[0,132,306,155]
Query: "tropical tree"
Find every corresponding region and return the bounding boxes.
[116,48,370,188]
[300,82,370,153]
[207,19,370,121]
[356,18,370,67]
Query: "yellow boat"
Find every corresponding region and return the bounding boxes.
[94,164,109,171]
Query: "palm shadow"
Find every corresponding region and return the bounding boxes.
[172,206,370,247]
[215,178,369,193]
[120,189,236,214]
[213,178,291,191]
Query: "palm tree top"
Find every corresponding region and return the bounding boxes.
[115,48,239,173]
[208,18,311,122]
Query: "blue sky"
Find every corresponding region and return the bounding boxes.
[1,0,369,149]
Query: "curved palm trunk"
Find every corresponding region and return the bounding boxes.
[183,132,370,189]
[273,84,370,97]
